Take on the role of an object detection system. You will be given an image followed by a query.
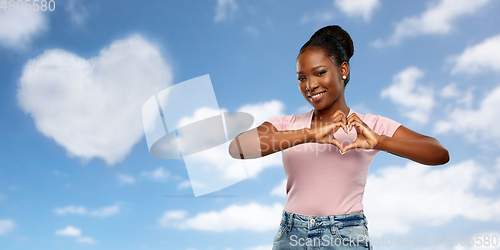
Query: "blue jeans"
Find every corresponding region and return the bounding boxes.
[272,210,373,250]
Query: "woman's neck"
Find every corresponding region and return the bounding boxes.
[312,101,350,122]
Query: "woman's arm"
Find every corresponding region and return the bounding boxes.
[228,118,347,159]
[228,122,314,159]
[374,125,450,166]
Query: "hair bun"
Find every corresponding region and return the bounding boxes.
[311,25,354,59]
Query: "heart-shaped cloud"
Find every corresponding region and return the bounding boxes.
[17,34,172,165]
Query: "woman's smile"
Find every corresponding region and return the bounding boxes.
[309,90,326,102]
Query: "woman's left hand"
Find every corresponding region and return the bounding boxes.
[341,114,381,153]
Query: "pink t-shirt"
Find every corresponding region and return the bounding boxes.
[266,108,401,216]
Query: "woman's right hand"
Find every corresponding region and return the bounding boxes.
[308,110,349,150]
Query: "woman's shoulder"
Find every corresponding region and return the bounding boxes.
[354,110,402,137]
[265,109,314,131]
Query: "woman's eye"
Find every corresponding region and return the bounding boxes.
[317,70,326,76]
[298,77,305,81]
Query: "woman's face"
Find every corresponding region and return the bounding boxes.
[296,48,345,111]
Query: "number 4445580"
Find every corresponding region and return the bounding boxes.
[1,0,55,11]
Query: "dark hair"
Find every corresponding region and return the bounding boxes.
[299,25,354,87]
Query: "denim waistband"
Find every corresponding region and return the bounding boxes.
[280,210,367,231]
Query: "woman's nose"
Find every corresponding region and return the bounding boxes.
[307,78,319,90]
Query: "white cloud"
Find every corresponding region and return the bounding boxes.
[439,83,475,110]
[381,67,434,124]
[236,100,285,129]
[16,34,172,165]
[54,204,120,217]
[450,34,500,74]
[55,226,96,244]
[177,180,191,189]
[177,180,206,190]
[159,210,187,223]
[119,169,181,186]
[177,107,223,128]
[77,236,96,244]
[88,204,120,217]
[0,11,48,49]
[141,167,170,182]
[334,0,380,21]
[158,202,283,232]
[434,84,500,147]
[300,10,334,25]
[270,178,287,197]
[117,174,136,185]
[55,226,81,237]
[374,0,491,46]
[65,0,88,25]
[214,0,238,22]
[0,220,15,235]
[440,82,460,98]
[364,158,500,236]
[295,105,313,114]
[54,206,87,215]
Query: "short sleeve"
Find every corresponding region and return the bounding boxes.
[265,115,288,131]
[368,114,402,137]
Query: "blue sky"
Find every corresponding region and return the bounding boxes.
[1,0,500,249]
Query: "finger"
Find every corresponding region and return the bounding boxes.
[346,114,357,130]
[333,113,348,131]
[351,121,361,134]
[347,119,356,133]
[334,109,346,117]
[356,121,374,138]
[320,122,341,138]
[333,113,345,123]
[342,141,358,152]
[351,120,366,134]
[335,110,348,121]
[330,138,343,151]
[321,134,332,145]
[318,122,334,137]
[347,116,362,131]
[332,122,347,135]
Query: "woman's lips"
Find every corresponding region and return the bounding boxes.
[310,91,326,102]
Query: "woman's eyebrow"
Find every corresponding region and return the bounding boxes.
[297,65,326,74]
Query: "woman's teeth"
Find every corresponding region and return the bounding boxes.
[312,91,325,98]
